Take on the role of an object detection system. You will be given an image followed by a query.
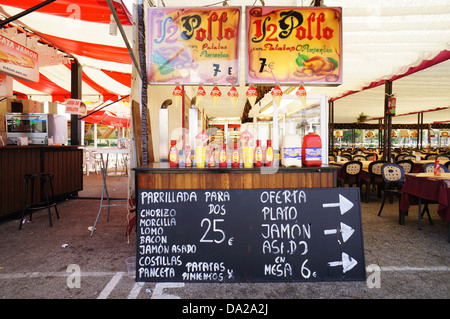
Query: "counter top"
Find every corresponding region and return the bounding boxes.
[0,144,83,219]
[0,145,79,149]
[134,162,339,173]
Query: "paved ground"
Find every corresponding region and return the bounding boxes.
[0,171,448,303]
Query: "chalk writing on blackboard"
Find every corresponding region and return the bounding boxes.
[136,188,366,283]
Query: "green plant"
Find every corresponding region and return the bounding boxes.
[356,112,369,123]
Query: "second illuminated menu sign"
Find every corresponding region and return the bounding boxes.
[246,7,342,85]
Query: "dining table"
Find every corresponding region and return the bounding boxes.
[410,159,448,173]
[330,159,447,173]
[89,147,130,237]
[399,172,450,241]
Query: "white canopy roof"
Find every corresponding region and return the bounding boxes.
[178,0,450,124]
[0,0,133,103]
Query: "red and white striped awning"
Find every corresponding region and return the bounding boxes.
[0,0,133,103]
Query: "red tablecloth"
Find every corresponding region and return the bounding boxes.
[400,173,450,222]
[412,161,436,173]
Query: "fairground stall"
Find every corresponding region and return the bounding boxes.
[131,5,369,284]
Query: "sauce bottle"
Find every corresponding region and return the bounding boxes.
[208,144,215,168]
[195,131,207,168]
[254,139,263,168]
[302,122,322,167]
[243,144,254,168]
[185,144,192,168]
[232,141,240,168]
[434,160,441,176]
[169,140,178,167]
[265,140,273,167]
[219,143,227,168]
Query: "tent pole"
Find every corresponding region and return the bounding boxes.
[79,95,129,120]
[137,0,152,165]
[417,113,420,149]
[105,0,142,81]
[420,112,424,149]
[94,123,98,148]
[329,100,334,151]
[378,119,382,149]
[0,0,57,27]
[70,59,82,146]
[384,80,393,162]
[182,85,186,150]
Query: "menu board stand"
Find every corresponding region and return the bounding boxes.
[136,187,365,283]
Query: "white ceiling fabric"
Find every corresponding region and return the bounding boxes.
[333,58,450,124]
[82,67,131,95]
[317,0,450,123]
[319,0,450,91]
[0,0,133,103]
[0,5,134,48]
[190,0,450,123]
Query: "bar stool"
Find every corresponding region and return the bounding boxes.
[19,172,59,230]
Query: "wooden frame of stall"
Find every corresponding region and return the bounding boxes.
[0,145,83,220]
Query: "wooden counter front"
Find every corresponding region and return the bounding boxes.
[134,163,338,190]
[0,145,83,220]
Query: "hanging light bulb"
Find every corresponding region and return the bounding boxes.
[227,86,239,108]
[172,85,182,108]
[210,85,221,107]
[196,85,206,107]
[296,83,307,107]
[246,85,257,108]
[271,85,283,107]
[109,14,117,36]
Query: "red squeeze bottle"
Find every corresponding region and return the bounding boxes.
[434,160,441,176]
[169,140,178,167]
[185,145,192,168]
[254,139,263,168]
[208,144,215,168]
[302,132,322,167]
[219,143,227,168]
[265,140,273,167]
[232,142,240,168]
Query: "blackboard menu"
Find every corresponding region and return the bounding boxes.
[136,188,365,282]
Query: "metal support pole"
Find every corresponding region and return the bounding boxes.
[417,113,420,149]
[351,129,355,148]
[105,0,142,81]
[159,105,169,162]
[189,101,199,151]
[137,1,149,165]
[384,80,393,162]
[80,95,130,120]
[378,119,382,149]
[420,112,424,149]
[0,0,57,27]
[182,85,186,150]
[329,100,334,151]
[70,59,82,146]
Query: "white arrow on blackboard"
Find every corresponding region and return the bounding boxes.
[328,252,358,273]
[322,194,354,215]
[324,222,355,242]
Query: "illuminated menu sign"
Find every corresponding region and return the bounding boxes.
[0,34,39,82]
[246,7,342,85]
[147,7,241,85]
